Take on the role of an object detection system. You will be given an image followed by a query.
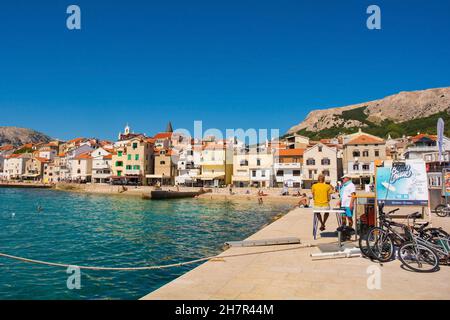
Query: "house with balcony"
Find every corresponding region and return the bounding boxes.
[91,147,114,183]
[232,146,251,187]
[111,137,154,185]
[198,139,233,187]
[302,143,339,189]
[175,142,201,186]
[146,148,178,185]
[248,144,275,188]
[284,134,310,149]
[342,131,386,186]
[3,153,31,180]
[274,148,304,188]
[23,157,49,181]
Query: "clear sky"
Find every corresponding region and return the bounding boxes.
[0,0,449,141]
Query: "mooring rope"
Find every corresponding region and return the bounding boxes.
[0,244,313,271]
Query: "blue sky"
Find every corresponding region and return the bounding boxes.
[0,0,449,141]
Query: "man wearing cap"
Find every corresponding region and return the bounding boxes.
[337,175,356,228]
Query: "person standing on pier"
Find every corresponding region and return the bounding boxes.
[337,175,356,228]
[312,174,332,231]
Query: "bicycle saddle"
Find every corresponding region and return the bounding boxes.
[408,212,422,219]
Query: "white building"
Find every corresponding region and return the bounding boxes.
[248,144,275,188]
[302,143,338,188]
[69,152,93,182]
[274,148,303,188]
[175,143,201,186]
[91,147,113,183]
[3,154,31,180]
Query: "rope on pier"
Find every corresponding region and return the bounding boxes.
[0,244,313,271]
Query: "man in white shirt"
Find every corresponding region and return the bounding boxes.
[337,175,356,228]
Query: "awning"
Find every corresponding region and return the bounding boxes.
[145,174,165,179]
[22,174,40,178]
[232,176,250,182]
[197,174,225,181]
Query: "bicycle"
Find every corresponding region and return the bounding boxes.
[435,203,450,217]
[397,214,446,272]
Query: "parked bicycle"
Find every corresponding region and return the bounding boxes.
[435,203,450,217]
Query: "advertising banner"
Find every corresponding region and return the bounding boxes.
[376,160,429,206]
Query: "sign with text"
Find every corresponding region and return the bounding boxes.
[376,160,429,206]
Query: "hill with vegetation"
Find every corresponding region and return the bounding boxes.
[287,87,450,139]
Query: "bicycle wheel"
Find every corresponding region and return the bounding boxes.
[421,228,450,262]
[358,228,373,258]
[434,204,448,217]
[398,242,440,273]
[367,227,394,262]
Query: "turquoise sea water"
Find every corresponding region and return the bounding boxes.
[0,188,291,300]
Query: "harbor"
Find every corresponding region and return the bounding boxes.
[143,203,450,300]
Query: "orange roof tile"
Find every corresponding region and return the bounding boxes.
[411,133,437,143]
[67,137,84,144]
[347,134,384,145]
[35,157,50,163]
[74,152,92,160]
[278,148,305,156]
[0,145,15,151]
[154,132,173,140]
[103,154,113,160]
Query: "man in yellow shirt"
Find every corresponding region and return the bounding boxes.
[312,174,333,231]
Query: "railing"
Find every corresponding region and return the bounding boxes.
[274,163,301,169]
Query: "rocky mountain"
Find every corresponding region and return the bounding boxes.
[287,87,450,139]
[0,127,51,146]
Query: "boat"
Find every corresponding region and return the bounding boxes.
[149,190,203,200]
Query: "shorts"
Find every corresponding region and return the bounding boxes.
[313,205,330,211]
[342,207,353,218]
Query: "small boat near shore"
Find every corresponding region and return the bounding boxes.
[143,189,211,200]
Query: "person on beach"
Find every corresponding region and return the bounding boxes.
[312,174,332,231]
[297,193,310,208]
[337,175,356,228]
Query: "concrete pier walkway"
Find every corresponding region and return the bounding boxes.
[142,207,450,300]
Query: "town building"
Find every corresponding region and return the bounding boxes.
[198,139,233,187]
[175,142,201,186]
[302,143,339,188]
[274,148,304,188]
[91,147,114,183]
[111,137,154,185]
[147,148,178,185]
[342,131,386,186]
[69,152,93,183]
[284,134,310,149]
[3,153,32,180]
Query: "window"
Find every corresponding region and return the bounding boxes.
[257,159,261,166]
[374,150,380,157]
[118,151,123,157]
[276,170,283,177]
[134,165,140,170]
[77,169,81,174]
[128,154,132,160]
[323,170,330,177]
[252,170,256,177]
[135,154,139,160]
[293,170,301,176]
[352,151,360,157]
[362,150,369,157]
[115,161,123,167]
[362,164,370,171]
[318,146,322,152]
[126,165,132,170]
[261,170,266,177]
[353,164,359,170]
[240,160,248,166]
[306,158,315,165]
[117,171,122,177]
[132,143,138,149]
[321,158,330,165]
[160,161,166,165]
